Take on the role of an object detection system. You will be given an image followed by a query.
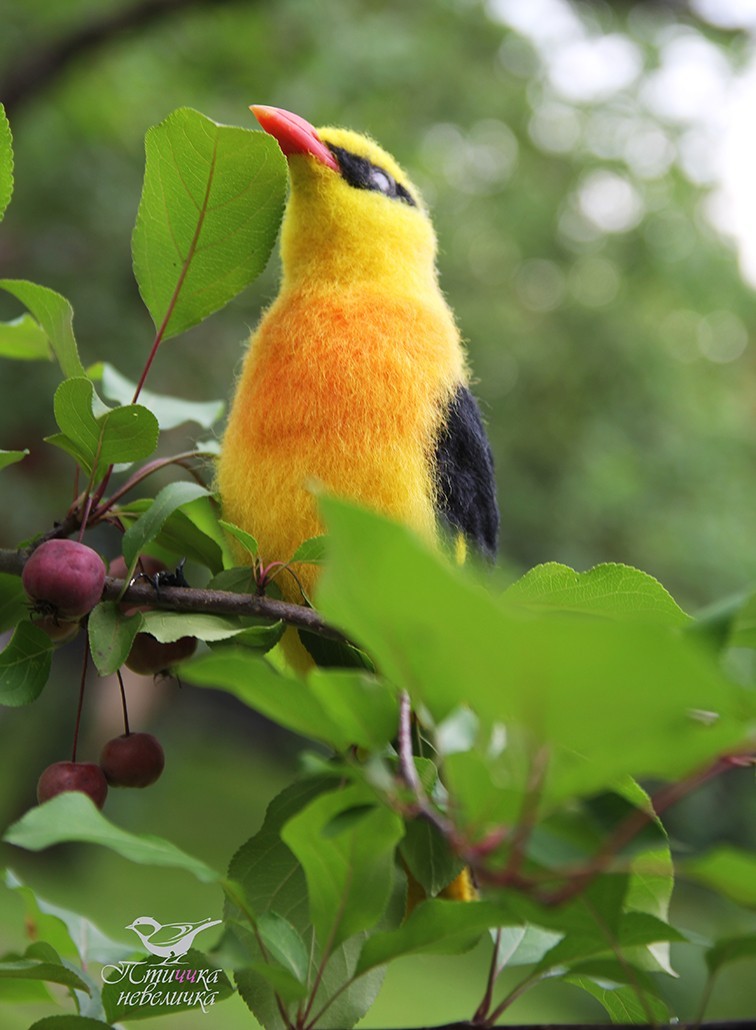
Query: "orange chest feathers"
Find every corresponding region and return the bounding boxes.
[217,287,466,574]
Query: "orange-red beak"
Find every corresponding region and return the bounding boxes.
[251,105,340,172]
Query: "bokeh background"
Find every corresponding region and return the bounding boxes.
[1,0,755,1025]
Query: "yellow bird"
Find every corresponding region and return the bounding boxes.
[218,105,499,904]
[218,106,498,649]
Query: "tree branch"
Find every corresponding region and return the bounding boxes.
[0,545,347,642]
[1,0,249,119]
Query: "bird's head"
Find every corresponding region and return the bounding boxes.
[252,105,438,294]
[126,916,159,933]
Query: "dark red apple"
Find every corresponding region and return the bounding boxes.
[37,761,108,809]
[99,732,165,788]
[125,632,196,676]
[23,540,106,618]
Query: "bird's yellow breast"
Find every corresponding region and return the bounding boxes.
[217,283,465,602]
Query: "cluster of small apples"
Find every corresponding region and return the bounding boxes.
[22,538,196,810]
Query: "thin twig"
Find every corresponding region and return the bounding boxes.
[71,642,90,763]
[116,668,130,736]
[397,690,456,839]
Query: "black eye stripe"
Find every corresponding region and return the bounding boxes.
[327,144,416,207]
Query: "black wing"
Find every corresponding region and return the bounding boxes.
[433,385,499,562]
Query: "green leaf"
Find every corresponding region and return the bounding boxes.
[141,609,257,643]
[318,498,753,806]
[0,314,51,361]
[245,962,308,1002]
[504,561,689,625]
[0,280,84,378]
[0,104,12,221]
[49,377,159,477]
[132,107,287,339]
[0,448,28,471]
[400,819,466,898]
[298,630,376,672]
[94,362,224,430]
[534,911,684,973]
[566,969,670,1024]
[0,572,28,633]
[219,519,259,559]
[118,496,223,574]
[5,870,131,965]
[684,846,756,907]
[229,778,388,1030]
[88,602,142,676]
[182,649,395,750]
[0,954,89,994]
[256,911,309,983]
[356,898,517,975]
[4,792,219,883]
[705,933,756,975]
[0,621,52,706]
[122,481,211,568]
[281,785,404,951]
[208,566,256,593]
[290,535,328,565]
[101,948,233,1022]
[182,650,347,746]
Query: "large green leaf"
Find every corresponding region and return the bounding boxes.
[182,649,396,751]
[132,107,287,339]
[317,498,754,806]
[4,793,219,883]
[281,785,404,952]
[0,953,89,995]
[121,481,211,568]
[5,870,131,965]
[228,779,389,1030]
[0,104,12,221]
[356,898,517,975]
[0,280,84,378]
[503,561,688,625]
[0,621,52,706]
[48,377,158,478]
[117,495,224,573]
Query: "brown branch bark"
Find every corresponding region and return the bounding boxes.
[1,0,248,119]
[0,545,347,641]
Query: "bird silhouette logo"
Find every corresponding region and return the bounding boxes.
[125,916,222,964]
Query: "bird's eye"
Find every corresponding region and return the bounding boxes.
[327,144,416,207]
[368,168,393,195]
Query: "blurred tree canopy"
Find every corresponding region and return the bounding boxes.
[1,0,755,610]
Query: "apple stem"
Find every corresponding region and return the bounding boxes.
[71,644,90,762]
[116,668,131,736]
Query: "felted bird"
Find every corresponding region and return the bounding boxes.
[218,106,499,907]
[218,105,499,669]
[125,916,222,963]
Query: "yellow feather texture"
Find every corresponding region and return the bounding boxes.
[217,124,468,666]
